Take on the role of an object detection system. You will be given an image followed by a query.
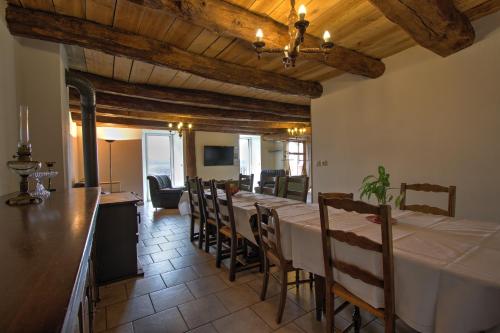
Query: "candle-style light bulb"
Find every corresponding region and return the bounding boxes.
[323,30,331,42]
[284,44,290,57]
[19,105,29,146]
[168,123,173,128]
[256,28,264,42]
[298,4,306,20]
[188,124,192,129]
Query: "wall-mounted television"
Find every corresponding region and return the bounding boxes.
[204,146,234,166]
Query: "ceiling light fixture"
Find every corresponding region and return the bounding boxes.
[253,0,334,68]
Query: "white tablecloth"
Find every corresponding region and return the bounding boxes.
[275,204,500,333]
[178,191,500,333]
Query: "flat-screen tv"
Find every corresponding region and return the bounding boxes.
[204,146,234,166]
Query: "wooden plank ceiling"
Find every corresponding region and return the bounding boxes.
[8,0,500,134]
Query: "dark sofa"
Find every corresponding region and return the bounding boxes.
[254,169,286,194]
[147,175,184,209]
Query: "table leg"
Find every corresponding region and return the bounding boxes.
[314,274,325,321]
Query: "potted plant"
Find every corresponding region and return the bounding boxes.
[359,166,403,223]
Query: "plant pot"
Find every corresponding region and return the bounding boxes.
[366,215,397,225]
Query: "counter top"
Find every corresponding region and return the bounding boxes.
[0,188,100,332]
[99,192,140,206]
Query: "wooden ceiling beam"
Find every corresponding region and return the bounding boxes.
[464,0,500,21]
[368,0,475,57]
[68,89,309,123]
[71,112,284,135]
[128,0,385,78]
[6,5,322,98]
[68,70,310,118]
[69,107,308,129]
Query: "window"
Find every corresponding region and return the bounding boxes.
[143,131,184,200]
[239,135,261,188]
[239,137,252,175]
[287,140,304,176]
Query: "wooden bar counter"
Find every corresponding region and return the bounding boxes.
[0,188,100,333]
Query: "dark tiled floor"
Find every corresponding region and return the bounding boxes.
[94,204,417,333]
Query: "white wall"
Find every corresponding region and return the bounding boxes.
[195,131,239,180]
[312,11,500,221]
[0,0,19,195]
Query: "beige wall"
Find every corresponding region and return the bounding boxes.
[0,1,19,195]
[97,139,143,197]
[73,126,144,197]
[195,131,239,180]
[0,2,69,194]
[311,11,500,221]
[15,38,68,191]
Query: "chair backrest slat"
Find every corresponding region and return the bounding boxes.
[400,182,456,217]
[332,259,384,288]
[327,230,383,253]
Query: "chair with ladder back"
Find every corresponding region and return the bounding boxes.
[318,195,395,333]
[255,203,313,324]
[400,183,456,217]
[238,173,254,192]
[213,181,258,281]
[186,176,206,250]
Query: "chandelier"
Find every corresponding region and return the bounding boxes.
[167,122,192,137]
[253,0,334,68]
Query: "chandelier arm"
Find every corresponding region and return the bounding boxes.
[300,48,330,53]
[258,48,286,54]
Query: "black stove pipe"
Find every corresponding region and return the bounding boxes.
[66,70,99,187]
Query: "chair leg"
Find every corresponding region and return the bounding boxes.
[309,272,314,289]
[204,224,211,253]
[229,235,237,282]
[276,268,288,324]
[260,256,270,301]
[198,220,204,249]
[353,306,361,333]
[325,290,335,333]
[189,217,195,242]
[295,269,300,289]
[215,231,223,268]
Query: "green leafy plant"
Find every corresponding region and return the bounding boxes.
[360,166,404,207]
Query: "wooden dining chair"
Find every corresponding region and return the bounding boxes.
[262,176,281,196]
[186,176,206,249]
[201,181,219,253]
[255,203,312,324]
[284,175,309,202]
[213,181,257,281]
[318,195,395,333]
[238,173,254,192]
[400,183,456,217]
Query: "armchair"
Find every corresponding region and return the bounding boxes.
[147,175,184,209]
[255,169,286,194]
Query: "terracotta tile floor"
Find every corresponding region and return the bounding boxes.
[94,204,418,333]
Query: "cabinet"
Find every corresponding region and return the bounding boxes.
[95,192,141,284]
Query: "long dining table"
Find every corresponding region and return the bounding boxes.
[178,190,500,333]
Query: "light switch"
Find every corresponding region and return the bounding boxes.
[321,160,328,166]
[316,161,322,167]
